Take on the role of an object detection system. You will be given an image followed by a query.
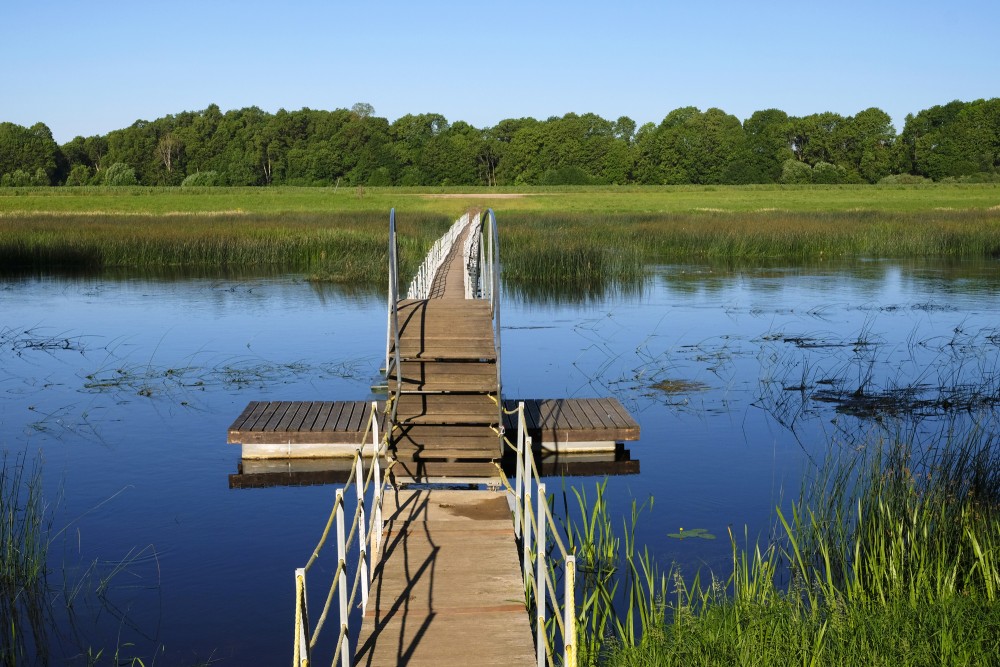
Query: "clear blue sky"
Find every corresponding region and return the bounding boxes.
[2,0,997,144]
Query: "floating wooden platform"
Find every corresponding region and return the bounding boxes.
[355,489,535,666]
[502,397,640,450]
[228,398,639,459]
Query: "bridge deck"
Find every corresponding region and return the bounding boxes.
[355,489,535,666]
[228,398,638,454]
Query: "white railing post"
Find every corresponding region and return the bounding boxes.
[335,490,350,667]
[294,568,310,666]
[355,452,368,613]
[372,402,382,556]
[536,482,547,667]
[564,555,577,667]
[523,461,533,593]
[514,402,524,539]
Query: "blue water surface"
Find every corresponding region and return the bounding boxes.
[2,258,998,663]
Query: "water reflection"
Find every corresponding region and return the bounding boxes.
[229,446,640,489]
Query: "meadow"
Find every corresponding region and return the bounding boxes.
[2,183,1000,216]
[2,184,999,288]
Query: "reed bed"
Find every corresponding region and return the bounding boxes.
[566,429,1000,666]
[0,211,449,285]
[4,208,999,294]
[498,209,1000,299]
[1,451,51,665]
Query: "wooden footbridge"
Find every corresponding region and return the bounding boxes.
[227,211,640,666]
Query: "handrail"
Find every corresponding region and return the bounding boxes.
[386,209,402,425]
[485,209,502,411]
[293,402,394,667]
[462,212,482,299]
[405,213,472,300]
[504,400,577,667]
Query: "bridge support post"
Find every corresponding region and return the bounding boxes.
[294,567,310,666]
[536,482,547,667]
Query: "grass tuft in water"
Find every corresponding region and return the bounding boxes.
[1,450,51,666]
[566,429,1000,666]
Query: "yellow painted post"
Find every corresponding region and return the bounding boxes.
[564,555,577,667]
[536,482,547,667]
[294,567,310,666]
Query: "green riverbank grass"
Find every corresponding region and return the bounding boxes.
[571,431,1000,666]
[2,183,999,218]
[4,191,999,290]
[0,211,449,284]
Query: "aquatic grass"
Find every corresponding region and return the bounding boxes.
[567,428,1000,666]
[0,211,449,286]
[1,450,52,666]
[498,208,1000,300]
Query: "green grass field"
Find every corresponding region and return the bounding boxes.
[2,183,999,217]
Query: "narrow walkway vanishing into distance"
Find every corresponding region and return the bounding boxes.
[226,210,640,665]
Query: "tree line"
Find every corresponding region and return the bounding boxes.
[2,99,998,188]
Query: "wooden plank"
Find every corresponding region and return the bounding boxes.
[228,401,259,432]
[333,400,358,432]
[389,361,498,393]
[392,340,497,361]
[260,402,290,432]
[299,401,324,431]
[231,401,267,433]
[560,399,589,430]
[592,397,628,429]
[309,402,336,432]
[576,397,615,431]
[246,401,279,431]
[273,401,304,433]
[287,402,313,432]
[357,490,533,665]
[602,396,640,429]
[320,401,346,432]
[353,401,374,434]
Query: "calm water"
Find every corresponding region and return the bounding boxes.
[2,259,999,663]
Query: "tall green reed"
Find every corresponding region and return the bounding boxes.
[569,427,1000,665]
[1,450,51,666]
[0,211,449,286]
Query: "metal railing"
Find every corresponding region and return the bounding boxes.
[462,212,482,299]
[386,208,503,430]
[405,213,473,300]
[485,209,502,406]
[386,210,402,425]
[505,401,577,667]
[293,402,393,667]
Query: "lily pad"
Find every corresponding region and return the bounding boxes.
[667,527,716,540]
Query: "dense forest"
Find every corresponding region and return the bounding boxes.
[2,99,999,188]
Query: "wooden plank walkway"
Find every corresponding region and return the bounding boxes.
[227,211,644,665]
[386,221,503,480]
[227,398,638,454]
[355,489,535,666]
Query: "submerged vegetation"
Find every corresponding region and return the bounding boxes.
[564,428,1000,666]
